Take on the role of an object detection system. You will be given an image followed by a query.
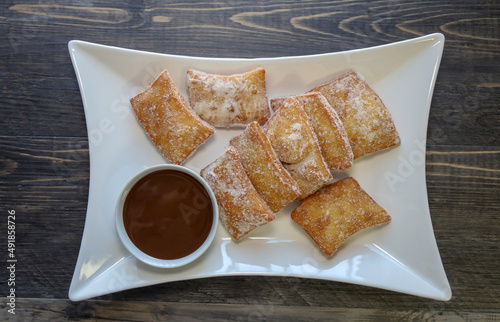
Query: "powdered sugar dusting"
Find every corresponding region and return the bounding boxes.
[271,92,354,171]
[291,177,391,256]
[129,69,215,165]
[230,122,301,212]
[310,70,400,159]
[200,146,274,240]
[187,68,270,127]
[265,97,332,199]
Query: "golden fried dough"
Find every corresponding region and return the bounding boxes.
[310,70,400,159]
[271,92,353,170]
[130,69,215,165]
[291,177,391,256]
[265,97,332,199]
[200,146,274,240]
[230,121,301,213]
[186,67,270,127]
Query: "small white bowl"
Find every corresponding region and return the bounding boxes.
[115,164,218,268]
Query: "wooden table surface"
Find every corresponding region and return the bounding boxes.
[1,0,499,320]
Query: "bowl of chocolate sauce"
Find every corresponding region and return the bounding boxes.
[115,164,218,268]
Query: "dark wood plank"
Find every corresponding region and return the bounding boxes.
[0,0,499,319]
[426,146,500,312]
[11,299,500,321]
[0,137,498,313]
[0,0,498,145]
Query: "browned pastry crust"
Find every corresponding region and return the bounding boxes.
[291,177,391,256]
[309,70,400,159]
[186,67,270,127]
[230,121,301,213]
[200,146,275,241]
[265,97,332,199]
[130,69,215,165]
[271,92,353,170]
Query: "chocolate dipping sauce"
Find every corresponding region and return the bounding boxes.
[123,169,213,260]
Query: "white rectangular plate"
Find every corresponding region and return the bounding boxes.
[68,33,451,301]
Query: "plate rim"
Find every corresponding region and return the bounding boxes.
[67,33,450,302]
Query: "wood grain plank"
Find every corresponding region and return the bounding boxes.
[0,0,498,145]
[0,0,499,317]
[0,137,498,313]
[11,299,500,321]
[425,146,500,313]
[0,137,88,300]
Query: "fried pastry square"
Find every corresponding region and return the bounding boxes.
[272,92,346,119]
[130,69,215,165]
[186,67,270,127]
[269,96,288,112]
[230,121,301,213]
[200,146,275,241]
[271,92,354,171]
[310,70,400,159]
[265,97,332,199]
[291,177,391,256]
